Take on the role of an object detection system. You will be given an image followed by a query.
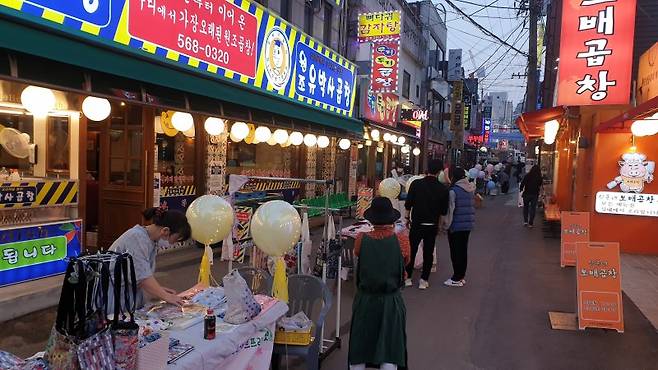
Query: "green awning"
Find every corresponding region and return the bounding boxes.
[0,19,363,134]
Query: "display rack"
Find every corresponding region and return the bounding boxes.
[227,175,343,360]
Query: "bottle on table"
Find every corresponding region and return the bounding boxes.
[204,308,216,340]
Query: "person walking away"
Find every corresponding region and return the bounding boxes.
[442,167,475,287]
[520,165,543,227]
[498,170,510,194]
[403,159,449,290]
[349,197,410,370]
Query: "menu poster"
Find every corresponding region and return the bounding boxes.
[576,242,624,332]
[561,211,590,267]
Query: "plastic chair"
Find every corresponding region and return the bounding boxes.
[236,266,273,296]
[271,274,333,370]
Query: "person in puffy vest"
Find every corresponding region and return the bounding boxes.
[441,166,476,287]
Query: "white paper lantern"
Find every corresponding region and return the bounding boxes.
[317,135,330,148]
[290,131,304,146]
[370,129,380,141]
[255,126,272,142]
[204,117,225,136]
[365,140,372,146]
[171,112,194,132]
[357,143,364,149]
[267,135,278,145]
[397,136,406,145]
[304,134,317,147]
[383,132,391,142]
[231,122,249,141]
[338,138,351,150]
[412,147,421,156]
[183,124,195,138]
[21,86,55,117]
[82,96,111,121]
[273,129,289,144]
[390,135,398,144]
[401,145,410,154]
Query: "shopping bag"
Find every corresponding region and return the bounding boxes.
[413,242,438,272]
[223,269,262,324]
[518,191,524,208]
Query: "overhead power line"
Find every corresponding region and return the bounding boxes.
[442,0,530,57]
[451,0,528,11]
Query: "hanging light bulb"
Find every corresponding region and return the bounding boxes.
[204,117,225,136]
[370,129,380,141]
[21,85,55,117]
[412,147,421,156]
[290,131,304,146]
[365,140,372,147]
[390,135,398,144]
[82,96,111,121]
[273,129,289,144]
[231,122,250,141]
[397,136,406,145]
[383,132,391,142]
[171,112,194,132]
[317,135,330,148]
[357,143,364,149]
[254,126,272,142]
[401,145,410,154]
[183,124,195,138]
[338,138,351,150]
[304,133,317,147]
[267,135,278,146]
[377,146,384,153]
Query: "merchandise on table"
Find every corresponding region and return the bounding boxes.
[167,342,195,364]
[204,309,217,340]
[189,286,228,312]
[222,270,262,324]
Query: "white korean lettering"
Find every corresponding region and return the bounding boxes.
[581,0,615,5]
[2,248,18,264]
[41,244,56,256]
[576,39,612,67]
[578,6,614,35]
[327,77,335,98]
[308,64,317,94]
[23,247,37,259]
[299,50,308,73]
[318,69,327,97]
[84,0,100,13]
[336,78,343,105]
[297,74,306,92]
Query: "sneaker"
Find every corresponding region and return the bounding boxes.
[523,222,528,226]
[418,279,430,290]
[528,224,534,228]
[404,279,413,287]
[460,279,466,286]
[443,279,464,287]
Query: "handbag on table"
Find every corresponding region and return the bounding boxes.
[222,269,262,324]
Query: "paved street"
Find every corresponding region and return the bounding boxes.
[2,191,658,369]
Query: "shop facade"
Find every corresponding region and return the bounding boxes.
[0,0,360,289]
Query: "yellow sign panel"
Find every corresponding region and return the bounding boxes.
[637,42,658,105]
[358,11,401,42]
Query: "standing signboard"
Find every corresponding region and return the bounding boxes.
[557,0,637,105]
[561,211,590,267]
[576,242,623,332]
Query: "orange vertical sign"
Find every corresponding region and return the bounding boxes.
[561,211,590,267]
[576,242,623,332]
[557,0,637,106]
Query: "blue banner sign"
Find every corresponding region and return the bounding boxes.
[24,0,111,26]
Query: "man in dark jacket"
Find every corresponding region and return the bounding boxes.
[404,159,449,290]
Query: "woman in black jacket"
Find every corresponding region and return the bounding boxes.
[519,165,543,227]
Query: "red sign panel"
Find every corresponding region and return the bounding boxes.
[362,90,398,127]
[371,39,400,93]
[128,0,258,78]
[561,211,590,267]
[576,242,624,332]
[557,0,637,105]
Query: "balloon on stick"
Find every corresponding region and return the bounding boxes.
[379,177,401,199]
[251,200,302,302]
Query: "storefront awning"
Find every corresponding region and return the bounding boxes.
[516,106,567,140]
[596,95,658,133]
[0,19,363,134]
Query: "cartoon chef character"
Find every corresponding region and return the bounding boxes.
[607,152,655,193]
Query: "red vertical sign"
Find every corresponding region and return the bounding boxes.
[370,39,400,93]
[557,0,637,106]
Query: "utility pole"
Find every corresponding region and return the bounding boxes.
[525,0,538,113]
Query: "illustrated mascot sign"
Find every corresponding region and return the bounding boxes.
[607,153,655,193]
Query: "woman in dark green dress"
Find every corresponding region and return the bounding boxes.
[349,197,411,370]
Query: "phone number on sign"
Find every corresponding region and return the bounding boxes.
[177,34,230,64]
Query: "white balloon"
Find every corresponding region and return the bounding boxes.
[251,200,302,257]
[379,177,401,199]
[185,195,234,245]
[406,175,424,193]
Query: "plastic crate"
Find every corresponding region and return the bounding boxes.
[274,326,313,346]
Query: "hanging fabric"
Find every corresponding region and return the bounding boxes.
[300,209,312,274]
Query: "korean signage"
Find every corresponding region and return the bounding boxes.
[0,180,78,209]
[447,49,463,82]
[637,42,658,105]
[560,211,590,267]
[576,242,624,332]
[595,191,658,217]
[357,11,401,42]
[0,0,357,117]
[361,86,399,127]
[483,118,491,143]
[370,39,400,93]
[557,0,637,106]
[0,220,82,287]
[450,81,463,131]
